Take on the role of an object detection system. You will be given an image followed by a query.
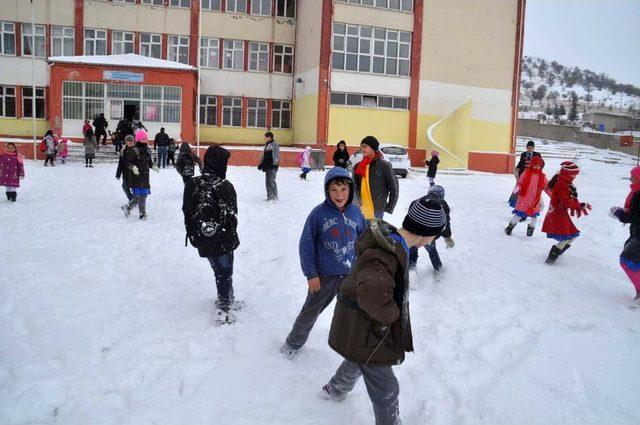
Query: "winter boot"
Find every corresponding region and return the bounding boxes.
[279,342,299,359]
[505,223,516,235]
[319,384,346,402]
[139,214,147,220]
[215,299,245,311]
[5,192,9,202]
[10,192,16,202]
[215,307,236,325]
[527,226,535,237]
[545,246,563,264]
[121,205,131,217]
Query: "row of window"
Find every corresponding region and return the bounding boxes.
[0,22,295,72]
[330,91,409,110]
[113,0,296,18]
[0,85,46,119]
[335,0,413,12]
[200,95,291,129]
[332,22,411,77]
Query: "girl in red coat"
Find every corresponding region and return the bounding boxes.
[505,156,549,236]
[542,161,591,264]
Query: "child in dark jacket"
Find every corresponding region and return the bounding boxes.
[176,142,203,184]
[280,166,366,358]
[610,166,640,307]
[426,150,440,186]
[333,140,349,168]
[408,185,454,283]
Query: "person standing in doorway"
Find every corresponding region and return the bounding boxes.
[353,136,398,220]
[154,127,170,169]
[258,131,280,201]
[93,113,109,147]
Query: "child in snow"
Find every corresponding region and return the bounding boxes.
[280,166,366,358]
[505,156,548,237]
[299,146,313,180]
[121,130,158,220]
[333,140,349,168]
[321,198,446,425]
[176,142,203,184]
[408,185,454,283]
[182,144,241,325]
[0,142,25,202]
[167,138,177,167]
[84,128,97,167]
[610,166,640,307]
[57,136,68,164]
[541,161,591,264]
[82,120,92,136]
[115,135,136,202]
[426,150,439,186]
[42,130,57,166]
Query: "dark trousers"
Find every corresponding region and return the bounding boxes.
[167,151,176,166]
[44,155,55,165]
[285,275,344,350]
[85,156,93,166]
[115,143,122,154]
[265,169,278,200]
[96,130,107,145]
[329,359,401,425]
[121,179,134,201]
[181,174,191,184]
[157,146,168,168]
[207,252,235,308]
[408,240,442,271]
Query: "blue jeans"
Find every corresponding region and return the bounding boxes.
[408,240,442,271]
[157,146,168,168]
[207,252,234,308]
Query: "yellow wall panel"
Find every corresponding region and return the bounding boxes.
[292,95,318,144]
[199,126,292,145]
[469,120,512,153]
[328,107,409,148]
[0,118,50,138]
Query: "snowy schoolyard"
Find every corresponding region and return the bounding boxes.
[1,143,639,425]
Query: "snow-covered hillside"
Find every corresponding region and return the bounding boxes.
[1,142,639,425]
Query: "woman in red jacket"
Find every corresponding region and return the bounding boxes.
[541,161,591,264]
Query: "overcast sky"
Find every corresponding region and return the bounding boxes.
[524,0,640,86]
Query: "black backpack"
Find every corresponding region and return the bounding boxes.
[182,154,195,177]
[186,176,239,255]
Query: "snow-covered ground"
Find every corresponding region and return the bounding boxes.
[1,145,639,425]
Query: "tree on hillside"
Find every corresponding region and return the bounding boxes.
[521,81,533,90]
[546,73,556,86]
[583,93,594,110]
[538,59,548,79]
[558,104,567,116]
[547,90,560,106]
[522,62,534,79]
[533,85,548,107]
[568,91,579,122]
[551,60,564,74]
[526,88,536,107]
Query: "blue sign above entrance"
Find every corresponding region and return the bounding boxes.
[103,70,144,83]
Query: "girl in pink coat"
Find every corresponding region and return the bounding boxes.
[57,136,69,164]
[0,142,25,202]
[505,155,549,236]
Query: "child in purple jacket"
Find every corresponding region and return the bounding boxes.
[0,143,25,202]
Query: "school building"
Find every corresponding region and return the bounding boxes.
[0,0,525,173]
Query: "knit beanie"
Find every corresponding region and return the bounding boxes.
[361,135,380,152]
[560,161,579,177]
[402,198,447,237]
[631,166,640,181]
[135,129,148,142]
[124,135,135,143]
[427,185,445,199]
[431,150,439,157]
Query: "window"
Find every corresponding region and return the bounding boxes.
[200,37,219,68]
[222,97,242,126]
[199,95,217,125]
[170,0,191,7]
[22,87,46,118]
[112,31,134,55]
[63,81,83,119]
[84,29,107,55]
[141,0,164,4]
[202,0,222,10]
[271,100,290,129]
[226,0,247,13]
[0,86,16,117]
[113,0,135,3]
[247,98,267,127]
[84,83,105,120]
[223,40,244,70]
[273,44,293,73]
[140,33,162,58]
[335,0,412,11]
[329,91,409,110]
[0,22,16,55]
[332,22,410,76]
[276,0,295,18]
[251,0,271,16]
[22,24,46,57]
[249,42,268,72]
[168,35,189,64]
[51,26,74,56]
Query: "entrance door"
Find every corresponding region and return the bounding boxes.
[123,100,140,121]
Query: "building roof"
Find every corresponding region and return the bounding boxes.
[47,54,196,71]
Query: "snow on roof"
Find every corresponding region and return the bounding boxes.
[47,54,196,71]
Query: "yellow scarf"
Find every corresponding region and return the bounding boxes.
[360,165,375,220]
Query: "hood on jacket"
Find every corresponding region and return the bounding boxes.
[179,142,192,154]
[203,145,230,179]
[324,166,355,209]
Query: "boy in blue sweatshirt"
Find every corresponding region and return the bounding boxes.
[281,167,366,359]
